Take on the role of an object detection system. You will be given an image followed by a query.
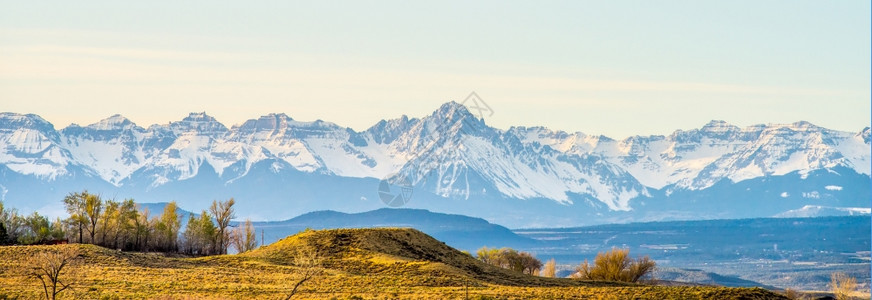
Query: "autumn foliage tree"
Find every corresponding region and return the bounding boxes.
[18,213,65,245]
[542,258,557,278]
[574,247,655,283]
[1,200,30,244]
[9,191,251,257]
[182,210,218,255]
[475,246,542,275]
[83,193,102,244]
[153,201,181,252]
[62,191,88,243]
[60,191,178,251]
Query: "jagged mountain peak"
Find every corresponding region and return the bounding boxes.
[859,127,871,144]
[422,101,489,139]
[370,114,414,128]
[787,120,819,129]
[431,101,477,121]
[0,113,74,180]
[233,113,295,134]
[700,120,740,133]
[234,113,347,137]
[184,112,215,121]
[509,126,574,137]
[0,107,868,223]
[366,114,420,144]
[791,120,816,127]
[170,112,228,135]
[669,120,753,142]
[266,112,294,121]
[0,112,56,132]
[758,121,822,133]
[85,114,140,131]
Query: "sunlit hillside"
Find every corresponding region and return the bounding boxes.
[0,228,788,299]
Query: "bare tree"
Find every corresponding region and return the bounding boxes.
[286,246,323,299]
[831,272,857,300]
[28,247,80,300]
[542,258,556,278]
[209,198,235,254]
[231,219,258,253]
[782,288,803,300]
[134,208,151,251]
[627,255,656,283]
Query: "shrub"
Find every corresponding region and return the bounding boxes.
[574,247,655,283]
[831,272,857,300]
[542,258,556,278]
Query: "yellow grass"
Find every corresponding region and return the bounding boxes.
[0,228,788,299]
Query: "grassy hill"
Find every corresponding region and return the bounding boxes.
[252,208,539,251]
[247,227,592,288]
[0,228,788,299]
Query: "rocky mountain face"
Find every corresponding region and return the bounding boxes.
[0,103,868,227]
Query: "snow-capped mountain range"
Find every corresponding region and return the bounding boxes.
[1,102,869,227]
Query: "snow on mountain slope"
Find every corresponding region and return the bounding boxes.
[833,127,872,175]
[228,113,406,178]
[140,112,270,186]
[0,104,868,213]
[510,120,870,191]
[389,103,647,210]
[456,134,644,210]
[0,113,76,179]
[683,121,863,189]
[774,205,872,218]
[60,115,150,185]
[229,114,322,173]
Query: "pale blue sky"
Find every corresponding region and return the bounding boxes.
[1,1,869,138]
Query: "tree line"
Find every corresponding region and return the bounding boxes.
[473,246,655,282]
[0,191,259,255]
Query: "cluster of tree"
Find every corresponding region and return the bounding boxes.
[0,191,259,255]
[475,246,542,275]
[470,246,654,281]
[180,198,247,255]
[573,247,655,283]
[0,202,65,245]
